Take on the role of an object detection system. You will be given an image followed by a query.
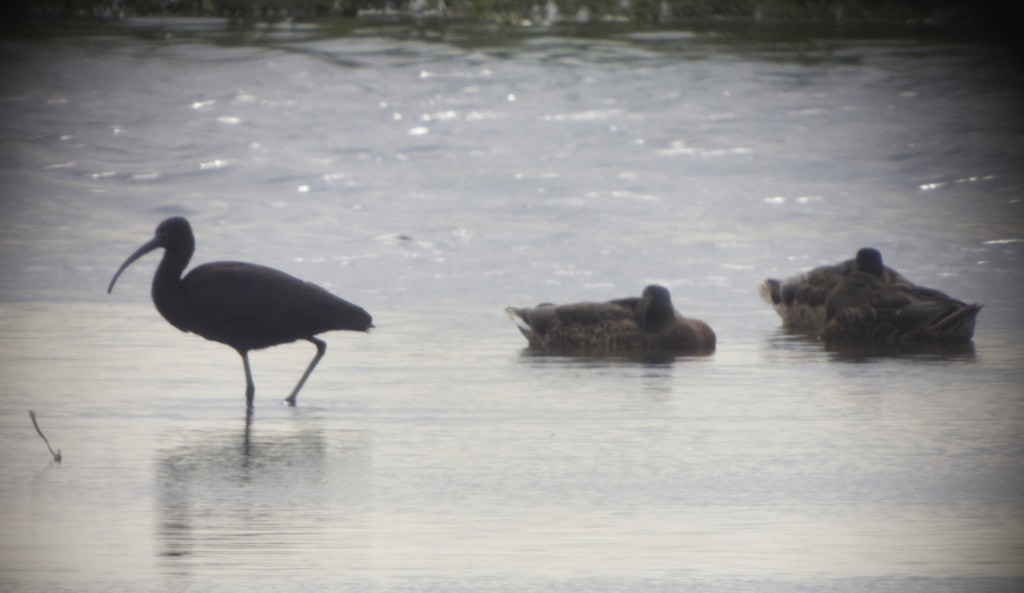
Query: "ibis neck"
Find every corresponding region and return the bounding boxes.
[151,246,193,332]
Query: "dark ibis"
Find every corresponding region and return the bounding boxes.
[108,217,373,408]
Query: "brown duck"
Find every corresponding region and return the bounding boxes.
[506,285,716,354]
[759,248,913,331]
[821,256,981,343]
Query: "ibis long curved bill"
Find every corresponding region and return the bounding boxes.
[108,237,162,294]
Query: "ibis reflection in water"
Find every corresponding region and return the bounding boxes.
[107,217,373,409]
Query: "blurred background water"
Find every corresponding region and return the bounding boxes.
[0,18,1022,592]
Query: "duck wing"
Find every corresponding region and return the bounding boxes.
[823,279,979,343]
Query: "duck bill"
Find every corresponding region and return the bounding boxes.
[107,237,160,294]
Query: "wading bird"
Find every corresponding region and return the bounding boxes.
[108,217,373,408]
[506,285,716,355]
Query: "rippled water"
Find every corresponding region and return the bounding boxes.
[1,18,1023,592]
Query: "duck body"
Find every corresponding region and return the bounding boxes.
[506,285,716,354]
[759,248,913,331]
[821,272,981,343]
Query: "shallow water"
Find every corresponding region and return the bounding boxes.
[1,18,1023,592]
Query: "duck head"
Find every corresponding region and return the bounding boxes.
[638,285,675,331]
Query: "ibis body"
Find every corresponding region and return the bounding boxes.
[108,217,372,408]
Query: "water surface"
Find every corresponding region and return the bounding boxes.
[0,19,1022,593]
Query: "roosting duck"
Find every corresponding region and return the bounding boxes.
[759,248,914,332]
[505,285,716,355]
[820,256,981,344]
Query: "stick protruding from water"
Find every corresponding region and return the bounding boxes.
[29,411,62,463]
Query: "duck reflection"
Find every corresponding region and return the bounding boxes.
[515,346,698,366]
[513,347,691,401]
[823,339,977,363]
[156,414,371,579]
[763,326,977,363]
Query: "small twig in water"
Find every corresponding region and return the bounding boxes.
[29,411,62,463]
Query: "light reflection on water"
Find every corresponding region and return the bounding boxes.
[156,421,373,580]
[1,303,1022,590]
[0,19,1023,593]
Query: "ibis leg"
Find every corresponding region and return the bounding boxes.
[285,337,327,406]
[240,350,255,409]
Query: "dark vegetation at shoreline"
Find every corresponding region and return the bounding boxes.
[5,0,1023,29]
[2,0,1023,66]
